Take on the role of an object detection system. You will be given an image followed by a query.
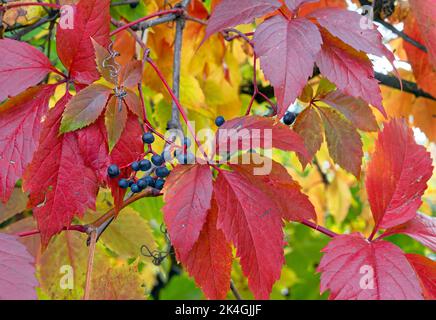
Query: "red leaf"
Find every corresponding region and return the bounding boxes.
[105,95,128,151]
[230,154,317,222]
[366,119,433,230]
[23,94,99,246]
[254,16,322,118]
[317,107,363,177]
[56,0,110,84]
[409,0,436,68]
[406,254,436,300]
[384,213,436,252]
[204,0,281,40]
[163,164,213,261]
[214,169,284,299]
[318,233,423,300]
[309,8,395,62]
[216,116,311,163]
[0,39,54,102]
[0,85,56,203]
[181,198,233,300]
[0,233,38,300]
[320,91,379,132]
[316,29,385,115]
[285,0,317,11]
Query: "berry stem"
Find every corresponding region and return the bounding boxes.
[16,224,88,238]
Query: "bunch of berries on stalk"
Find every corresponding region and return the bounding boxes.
[107,130,195,194]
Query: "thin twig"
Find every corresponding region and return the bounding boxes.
[230,280,242,300]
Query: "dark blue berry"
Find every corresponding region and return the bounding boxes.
[139,159,152,171]
[107,164,120,178]
[283,112,297,126]
[128,180,134,187]
[131,183,140,193]
[155,166,170,178]
[131,161,140,171]
[118,179,129,189]
[142,132,155,144]
[137,179,147,190]
[215,116,225,127]
[151,154,164,166]
[129,1,139,9]
[143,176,154,187]
[184,137,191,147]
[155,178,165,190]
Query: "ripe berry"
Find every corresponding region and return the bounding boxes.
[137,179,147,190]
[118,179,129,189]
[184,137,191,147]
[156,166,170,178]
[151,154,164,166]
[143,176,154,187]
[215,116,225,127]
[283,112,297,126]
[107,164,120,178]
[155,178,165,190]
[139,159,151,171]
[131,161,140,171]
[131,183,140,193]
[129,2,139,9]
[142,132,155,144]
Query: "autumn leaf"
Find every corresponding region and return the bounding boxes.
[163,164,213,261]
[254,15,322,118]
[0,85,56,203]
[0,39,55,102]
[0,233,38,300]
[105,95,128,151]
[56,0,110,84]
[214,169,285,299]
[181,198,233,300]
[0,188,28,223]
[285,0,318,11]
[318,233,423,300]
[366,119,433,231]
[23,94,99,246]
[406,254,436,300]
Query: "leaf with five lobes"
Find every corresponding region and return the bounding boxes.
[23,94,99,247]
[204,0,281,40]
[293,107,323,167]
[230,154,317,222]
[318,233,423,300]
[254,16,322,118]
[316,29,385,116]
[105,95,128,152]
[320,91,378,132]
[56,0,110,84]
[383,213,436,252]
[309,8,395,62]
[181,198,233,300]
[163,164,213,261]
[92,38,117,85]
[285,0,318,11]
[60,84,112,133]
[366,119,433,231]
[406,254,436,300]
[318,106,363,178]
[0,233,38,300]
[0,39,55,102]
[119,60,143,88]
[0,85,56,203]
[409,0,436,68]
[214,169,285,299]
[216,116,311,163]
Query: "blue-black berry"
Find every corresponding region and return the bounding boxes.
[215,116,225,127]
[107,164,120,178]
[143,176,154,187]
[129,1,139,9]
[131,183,141,193]
[137,179,147,190]
[156,166,170,178]
[151,154,164,166]
[131,161,140,171]
[155,178,165,190]
[139,159,151,171]
[283,112,297,126]
[118,179,129,189]
[142,132,155,144]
